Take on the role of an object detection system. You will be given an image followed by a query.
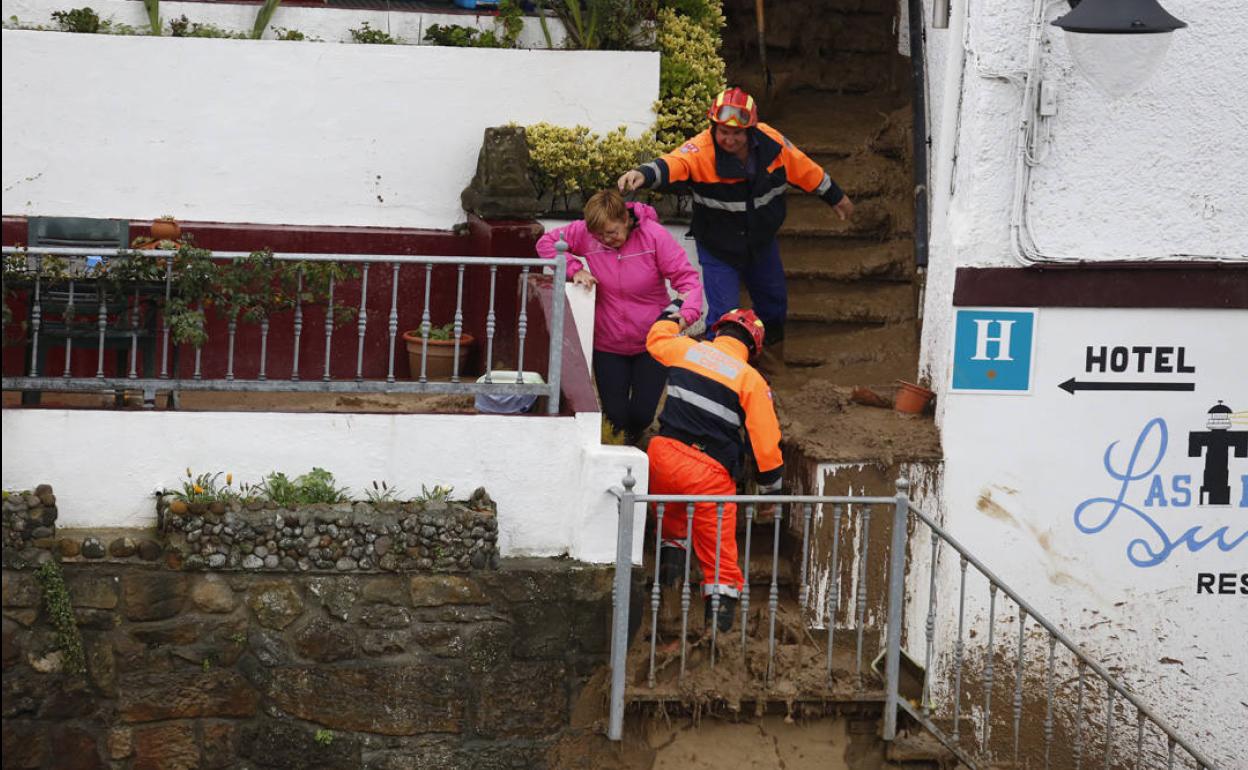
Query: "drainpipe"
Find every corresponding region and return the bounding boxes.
[929,0,968,238]
[908,0,930,269]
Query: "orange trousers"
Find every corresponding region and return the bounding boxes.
[647,436,744,596]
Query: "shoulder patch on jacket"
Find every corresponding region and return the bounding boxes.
[680,142,699,154]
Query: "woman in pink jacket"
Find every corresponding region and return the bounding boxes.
[537,190,703,444]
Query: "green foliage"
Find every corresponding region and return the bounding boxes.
[141,0,159,35]
[168,15,246,38]
[51,7,100,33]
[172,468,226,504]
[349,21,398,44]
[259,468,350,507]
[34,560,86,677]
[364,480,401,504]
[524,123,662,208]
[414,483,454,503]
[654,0,724,147]
[425,0,522,48]
[251,0,281,39]
[314,729,334,747]
[271,26,309,41]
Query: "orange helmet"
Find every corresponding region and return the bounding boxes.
[707,88,758,128]
[711,308,766,357]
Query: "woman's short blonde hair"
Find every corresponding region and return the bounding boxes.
[583,190,629,235]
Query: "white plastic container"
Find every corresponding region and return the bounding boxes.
[474,371,545,414]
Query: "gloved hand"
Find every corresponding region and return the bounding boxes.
[655,296,685,324]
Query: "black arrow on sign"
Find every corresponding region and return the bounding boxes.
[1059,378,1196,395]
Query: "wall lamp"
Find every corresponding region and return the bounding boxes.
[1052,0,1187,97]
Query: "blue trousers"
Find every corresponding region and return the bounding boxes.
[697,240,788,343]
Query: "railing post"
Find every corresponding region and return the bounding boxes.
[607,469,637,741]
[545,240,567,414]
[883,477,911,740]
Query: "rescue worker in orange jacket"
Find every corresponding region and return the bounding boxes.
[620,87,853,371]
[645,304,783,633]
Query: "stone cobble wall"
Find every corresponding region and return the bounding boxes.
[2,485,59,551]
[2,560,615,769]
[1,485,500,575]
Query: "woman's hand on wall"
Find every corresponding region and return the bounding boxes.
[572,269,598,291]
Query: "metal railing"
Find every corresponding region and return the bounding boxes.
[2,244,567,413]
[607,472,1222,770]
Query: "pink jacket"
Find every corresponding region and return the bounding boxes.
[536,202,704,356]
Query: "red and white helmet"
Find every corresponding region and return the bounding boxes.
[707,87,758,128]
[711,308,766,358]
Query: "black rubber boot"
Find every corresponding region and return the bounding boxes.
[704,595,738,633]
[658,545,685,588]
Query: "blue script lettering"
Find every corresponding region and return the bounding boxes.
[1073,418,1248,567]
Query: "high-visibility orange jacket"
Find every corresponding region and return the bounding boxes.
[645,318,784,490]
[634,123,844,269]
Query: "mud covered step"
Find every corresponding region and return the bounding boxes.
[781,320,919,379]
[809,151,910,198]
[781,195,906,238]
[785,280,916,325]
[780,237,914,282]
[768,91,908,156]
[730,50,899,101]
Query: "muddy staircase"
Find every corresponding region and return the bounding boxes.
[720,0,938,467]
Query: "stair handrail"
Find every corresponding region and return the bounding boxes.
[607,472,1221,769]
[889,490,1221,769]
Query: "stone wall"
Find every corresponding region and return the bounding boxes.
[1,559,617,769]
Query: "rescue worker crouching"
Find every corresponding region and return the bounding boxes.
[645,303,784,634]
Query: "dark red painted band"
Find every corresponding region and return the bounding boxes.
[953,266,1248,309]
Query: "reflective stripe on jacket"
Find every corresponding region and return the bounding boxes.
[645,318,783,488]
[636,123,844,269]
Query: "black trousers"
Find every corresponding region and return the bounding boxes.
[592,350,668,444]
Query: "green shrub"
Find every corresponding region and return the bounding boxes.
[349,21,398,45]
[524,123,662,208]
[259,468,350,506]
[51,7,100,33]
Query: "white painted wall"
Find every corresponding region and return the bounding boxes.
[3,0,569,46]
[0,409,649,565]
[913,2,1248,763]
[0,29,658,229]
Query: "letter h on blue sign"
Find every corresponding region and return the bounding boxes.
[951,309,1036,392]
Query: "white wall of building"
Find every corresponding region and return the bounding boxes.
[918,0,1248,397]
[2,0,569,47]
[0,29,658,229]
[915,2,1247,761]
[1,409,649,565]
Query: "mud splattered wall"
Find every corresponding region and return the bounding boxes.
[911,0,1245,763]
[938,305,1246,764]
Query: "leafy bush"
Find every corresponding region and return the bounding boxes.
[259,468,350,506]
[349,21,399,45]
[654,0,724,147]
[524,123,662,208]
[35,561,86,676]
[166,15,245,38]
[51,7,100,33]
[271,26,309,41]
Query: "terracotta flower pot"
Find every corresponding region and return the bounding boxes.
[402,330,474,380]
[151,219,181,241]
[894,380,935,414]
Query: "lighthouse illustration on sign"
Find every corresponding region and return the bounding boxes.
[1188,401,1248,505]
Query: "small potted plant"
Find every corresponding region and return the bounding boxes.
[402,322,474,380]
[151,215,181,242]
